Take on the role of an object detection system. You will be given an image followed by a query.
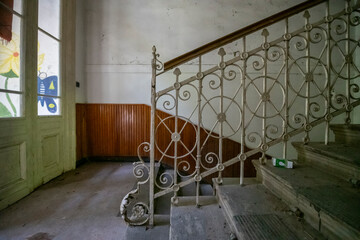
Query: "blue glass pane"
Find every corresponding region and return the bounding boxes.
[38,96,60,115]
[37,75,58,97]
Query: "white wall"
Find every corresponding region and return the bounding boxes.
[77,0,357,160]
[75,0,86,103]
[82,0,307,104]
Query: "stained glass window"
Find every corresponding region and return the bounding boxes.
[37,0,61,116]
[0,0,23,118]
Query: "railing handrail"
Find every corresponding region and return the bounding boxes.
[163,0,326,71]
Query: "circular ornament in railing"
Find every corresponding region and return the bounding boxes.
[305,23,313,31]
[133,163,149,182]
[304,124,312,132]
[238,153,247,161]
[336,96,344,104]
[346,7,353,14]
[200,96,242,138]
[261,92,270,102]
[241,52,249,60]
[305,73,313,82]
[172,184,180,192]
[325,113,333,121]
[350,83,360,99]
[345,55,353,64]
[346,104,353,112]
[217,163,225,171]
[196,72,204,80]
[126,202,149,226]
[171,132,181,142]
[260,144,269,151]
[283,33,292,41]
[194,175,202,182]
[217,113,227,122]
[173,82,181,90]
[155,115,197,159]
[219,62,226,69]
[262,42,270,50]
[282,133,289,142]
[351,15,360,26]
[155,171,174,190]
[288,57,328,98]
[325,15,334,23]
[132,204,148,219]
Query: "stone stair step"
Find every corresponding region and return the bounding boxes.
[200,183,213,196]
[292,142,360,182]
[125,214,170,240]
[253,160,360,240]
[330,124,360,147]
[169,196,232,240]
[179,176,197,196]
[214,178,324,240]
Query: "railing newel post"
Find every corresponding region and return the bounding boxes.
[149,45,157,226]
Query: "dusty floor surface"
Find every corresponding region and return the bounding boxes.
[0,162,137,240]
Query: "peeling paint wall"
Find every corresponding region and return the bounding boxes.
[76,0,356,159]
[81,0,307,104]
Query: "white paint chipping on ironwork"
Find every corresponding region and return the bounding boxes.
[121,0,360,226]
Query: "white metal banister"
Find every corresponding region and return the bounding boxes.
[121,0,360,226]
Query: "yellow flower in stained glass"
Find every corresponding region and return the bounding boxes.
[0,33,20,77]
[38,42,44,71]
[0,33,45,78]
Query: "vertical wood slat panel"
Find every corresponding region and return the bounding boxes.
[75,103,256,178]
[76,104,150,159]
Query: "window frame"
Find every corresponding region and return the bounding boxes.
[37,0,62,117]
[0,0,24,119]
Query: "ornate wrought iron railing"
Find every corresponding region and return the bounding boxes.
[121,0,360,226]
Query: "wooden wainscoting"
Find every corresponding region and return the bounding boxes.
[76,103,257,178]
[76,104,150,159]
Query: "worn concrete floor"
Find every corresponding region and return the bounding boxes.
[0,162,148,240]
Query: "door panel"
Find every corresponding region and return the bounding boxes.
[0,132,30,210]
[39,118,64,184]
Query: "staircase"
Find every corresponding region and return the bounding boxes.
[125,125,360,239]
[229,124,360,239]
[121,0,360,239]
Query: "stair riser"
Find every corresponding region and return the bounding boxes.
[331,126,360,147]
[257,169,323,236]
[255,165,360,240]
[295,146,360,182]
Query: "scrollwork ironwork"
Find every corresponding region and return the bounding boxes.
[129,2,360,227]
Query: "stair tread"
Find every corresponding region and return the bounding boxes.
[292,142,360,167]
[330,124,360,131]
[215,179,324,240]
[125,214,170,240]
[256,161,360,231]
[170,196,231,240]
